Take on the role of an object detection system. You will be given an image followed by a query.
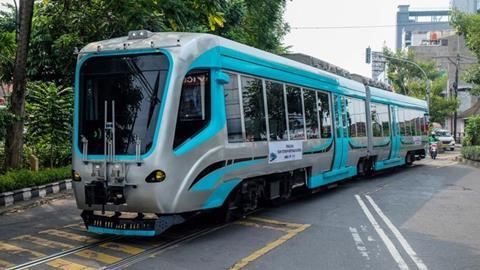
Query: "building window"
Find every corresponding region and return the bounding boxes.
[174,69,211,148]
[303,89,320,139]
[266,80,288,141]
[241,76,267,142]
[318,92,332,138]
[224,73,244,143]
[286,85,305,140]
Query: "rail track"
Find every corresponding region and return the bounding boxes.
[3,216,235,270]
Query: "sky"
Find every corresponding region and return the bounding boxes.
[1,0,451,77]
[284,0,451,77]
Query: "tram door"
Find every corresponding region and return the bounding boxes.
[390,105,401,160]
[331,95,349,170]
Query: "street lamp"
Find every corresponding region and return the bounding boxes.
[366,49,431,109]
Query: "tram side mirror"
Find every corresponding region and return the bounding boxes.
[216,71,230,85]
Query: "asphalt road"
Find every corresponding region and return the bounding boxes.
[1,151,479,270]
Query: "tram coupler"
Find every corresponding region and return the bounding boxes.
[85,181,126,206]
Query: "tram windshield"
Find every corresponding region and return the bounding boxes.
[78,53,169,155]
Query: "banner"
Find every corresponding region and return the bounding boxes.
[413,136,423,145]
[268,141,303,164]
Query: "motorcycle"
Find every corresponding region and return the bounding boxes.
[429,142,438,159]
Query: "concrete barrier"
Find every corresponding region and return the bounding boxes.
[455,156,480,169]
[0,179,72,207]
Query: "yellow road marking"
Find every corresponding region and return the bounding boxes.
[39,229,96,243]
[47,258,95,270]
[0,259,13,268]
[0,241,94,270]
[229,224,311,270]
[0,242,44,258]
[100,242,144,255]
[63,223,87,231]
[13,235,75,250]
[234,221,291,232]
[75,249,121,264]
[247,217,304,228]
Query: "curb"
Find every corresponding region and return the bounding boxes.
[455,156,480,169]
[0,179,72,207]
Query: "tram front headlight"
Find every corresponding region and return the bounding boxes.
[146,170,166,183]
[72,170,82,182]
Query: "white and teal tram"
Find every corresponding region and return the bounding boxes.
[71,31,428,236]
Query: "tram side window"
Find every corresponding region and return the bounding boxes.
[379,104,391,137]
[346,99,355,137]
[266,80,288,141]
[414,113,421,136]
[317,92,332,138]
[420,113,427,135]
[286,85,305,140]
[404,110,411,136]
[414,110,425,136]
[224,73,244,143]
[242,76,267,142]
[398,108,406,136]
[173,69,211,148]
[410,110,419,136]
[346,98,367,137]
[303,89,320,139]
[370,103,383,137]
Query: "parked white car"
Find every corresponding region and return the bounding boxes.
[434,129,455,151]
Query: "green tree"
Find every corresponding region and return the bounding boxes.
[220,0,289,54]
[462,60,480,96]
[451,11,480,95]
[0,3,16,84]
[383,47,459,124]
[25,0,289,86]
[5,0,34,170]
[25,82,73,168]
[0,0,290,169]
[429,76,460,123]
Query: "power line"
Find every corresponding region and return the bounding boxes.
[291,22,452,30]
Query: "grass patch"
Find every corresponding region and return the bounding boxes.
[0,166,71,193]
[461,146,480,162]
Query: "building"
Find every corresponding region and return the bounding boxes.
[451,0,479,13]
[409,34,478,139]
[394,2,479,140]
[396,1,479,50]
[396,5,451,51]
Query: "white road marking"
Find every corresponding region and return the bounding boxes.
[349,227,370,260]
[365,195,428,270]
[355,195,409,270]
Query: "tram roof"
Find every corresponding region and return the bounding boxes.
[80,32,427,110]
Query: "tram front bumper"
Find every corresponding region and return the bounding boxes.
[81,211,184,236]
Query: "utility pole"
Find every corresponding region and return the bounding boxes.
[453,53,460,142]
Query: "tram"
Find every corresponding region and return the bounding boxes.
[72,31,428,236]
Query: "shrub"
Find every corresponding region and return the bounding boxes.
[463,115,480,146]
[461,146,480,162]
[0,166,71,193]
[25,81,73,168]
